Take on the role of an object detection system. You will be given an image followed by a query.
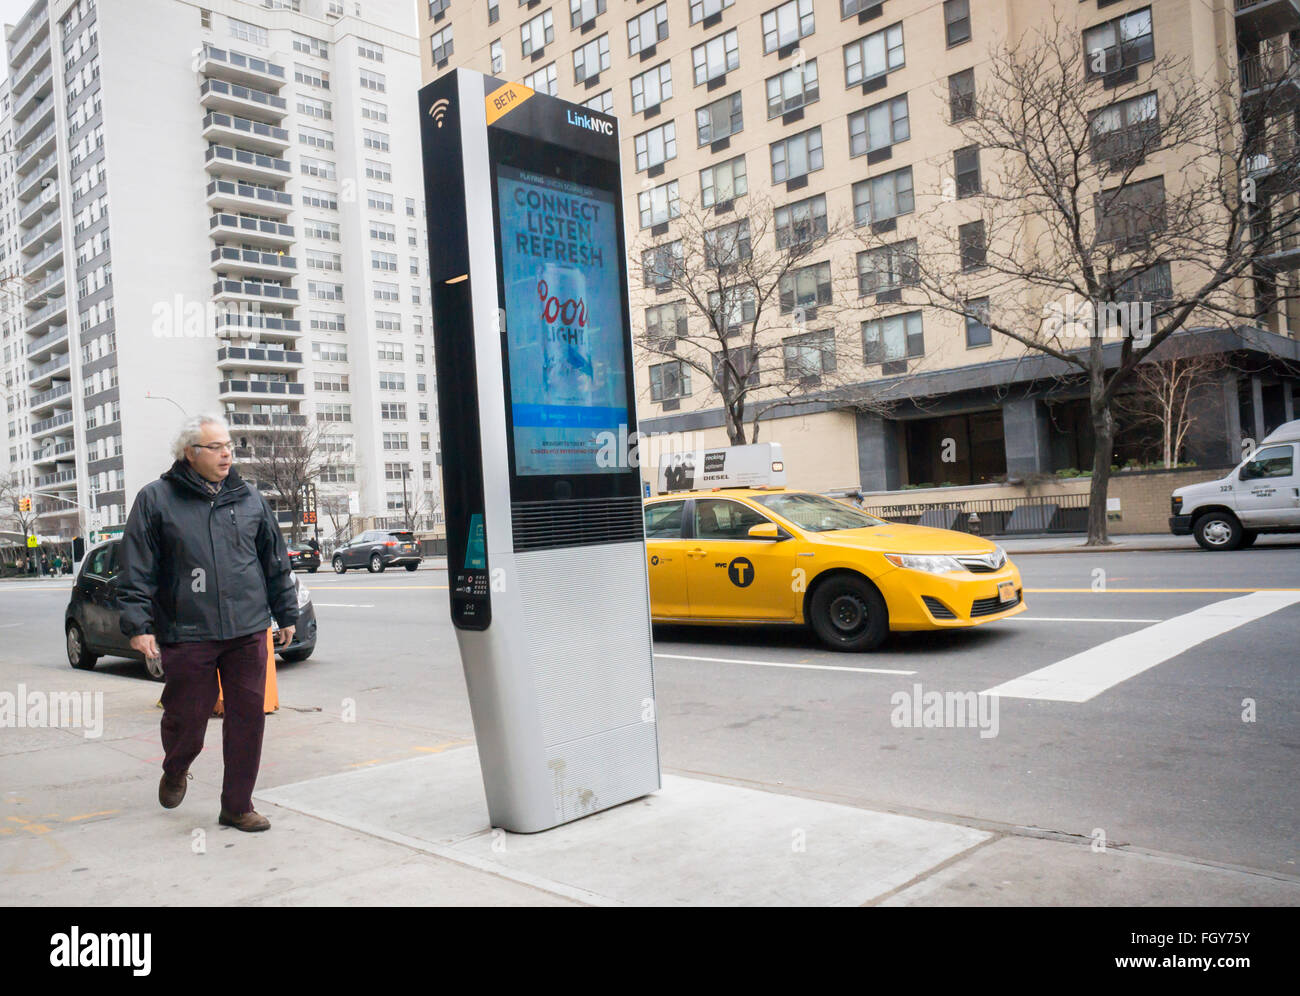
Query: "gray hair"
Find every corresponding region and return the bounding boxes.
[172,414,231,462]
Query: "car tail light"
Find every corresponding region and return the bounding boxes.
[385,540,396,547]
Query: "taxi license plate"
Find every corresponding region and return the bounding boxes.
[997,581,1016,603]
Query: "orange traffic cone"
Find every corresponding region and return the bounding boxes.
[214,628,279,716]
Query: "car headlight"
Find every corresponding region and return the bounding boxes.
[296,580,312,609]
[884,553,966,574]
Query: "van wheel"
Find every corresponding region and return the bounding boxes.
[67,622,98,670]
[1194,512,1243,551]
[808,574,890,652]
[368,553,384,573]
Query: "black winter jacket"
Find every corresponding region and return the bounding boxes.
[118,461,298,643]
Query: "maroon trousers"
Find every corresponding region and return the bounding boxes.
[160,631,268,815]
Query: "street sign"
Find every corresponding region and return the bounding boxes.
[348,492,360,515]
[26,535,38,548]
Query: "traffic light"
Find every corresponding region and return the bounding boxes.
[18,496,31,512]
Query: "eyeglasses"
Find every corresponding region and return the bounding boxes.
[191,442,234,453]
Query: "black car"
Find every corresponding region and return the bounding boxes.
[288,542,321,573]
[65,540,318,678]
[331,529,422,573]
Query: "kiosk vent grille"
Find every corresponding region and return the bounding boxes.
[512,496,645,552]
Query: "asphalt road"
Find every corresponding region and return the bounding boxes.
[2,543,1297,885]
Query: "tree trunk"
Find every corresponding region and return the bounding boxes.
[1086,401,1115,546]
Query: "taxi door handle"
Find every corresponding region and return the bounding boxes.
[686,548,708,558]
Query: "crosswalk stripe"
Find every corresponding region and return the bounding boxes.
[981,591,1300,702]
[655,653,915,675]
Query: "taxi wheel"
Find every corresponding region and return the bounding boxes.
[808,574,889,652]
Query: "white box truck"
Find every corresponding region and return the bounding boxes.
[1170,419,1300,550]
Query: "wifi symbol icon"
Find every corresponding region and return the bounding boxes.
[429,98,451,128]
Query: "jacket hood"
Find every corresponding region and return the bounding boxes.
[161,459,246,500]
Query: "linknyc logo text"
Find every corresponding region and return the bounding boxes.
[566,109,614,135]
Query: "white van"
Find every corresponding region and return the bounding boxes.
[1170,419,1300,550]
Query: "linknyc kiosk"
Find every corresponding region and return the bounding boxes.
[419,70,661,832]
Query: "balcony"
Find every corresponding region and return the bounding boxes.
[30,381,71,415]
[199,78,288,120]
[18,188,58,230]
[17,121,58,170]
[210,246,297,277]
[218,379,306,400]
[24,298,68,336]
[1245,135,1300,196]
[20,209,61,253]
[32,411,74,440]
[11,35,50,90]
[216,346,304,372]
[17,153,57,201]
[29,352,70,390]
[1236,0,1300,41]
[35,469,77,488]
[209,212,295,247]
[198,44,286,89]
[15,96,55,145]
[201,112,290,154]
[22,239,63,279]
[212,279,299,306]
[1241,47,1300,113]
[204,145,291,183]
[27,267,65,304]
[227,412,308,428]
[212,312,302,344]
[205,178,293,217]
[32,441,76,466]
[14,66,54,119]
[9,6,48,64]
[26,325,68,361]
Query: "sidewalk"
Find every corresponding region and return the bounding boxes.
[997,532,1299,554]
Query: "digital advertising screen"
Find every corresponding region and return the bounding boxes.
[494,163,630,478]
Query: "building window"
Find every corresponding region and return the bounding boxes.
[696,92,743,145]
[958,219,987,271]
[852,166,913,227]
[299,126,334,150]
[948,67,974,122]
[359,68,386,92]
[292,32,329,57]
[368,190,395,212]
[317,404,352,423]
[638,180,679,228]
[358,39,384,61]
[693,29,739,85]
[783,328,835,379]
[704,219,751,268]
[964,298,991,348]
[487,0,499,25]
[523,62,558,96]
[701,155,747,207]
[712,346,759,392]
[379,374,407,392]
[943,0,970,47]
[201,9,212,29]
[645,300,688,344]
[642,240,683,288]
[848,94,909,157]
[570,0,605,30]
[1090,92,1159,162]
[314,374,349,392]
[779,261,831,313]
[1083,6,1154,79]
[521,10,554,57]
[709,288,757,332]
[372,251,398,271]
[863,311,923,364]
[628,4,669,57]
[650,360,692,402]
[690,0,733,25]
[583,89,614,114]
[844,22,904,87]
[294,63,329,89]
[770,126,823,183]
[857,239,918,296]
[229,18,268,46]
[363,129,390,152]
[573,33,610,83]
[841,0,883,16]
[631,61,672,113]
[430,26,453,64]
[361,99,387,122]
[378,341,404,360]
[299,95,332,120]
[366,160,393,182]
[490,39,504,74]
[773,193,827,248]
[766,59,818,118]
[954,145,981,198]
[1095,176,1166,245]
[312,341,348,361]
[762,0,814,54]
[382,432,409,450]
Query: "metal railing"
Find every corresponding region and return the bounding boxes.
[18,190,57,227]
[217,346,303,364]
[29,267,64,297]
[213,313,301,334]
[30,353,70,379]
[32,411,73,435]
[24,298,67,329]
[210,212,294,239]
[17,154,57,198]
[31,383,70,407]
[23,240,63,275]
[17,122,57,168]
[199,78,288,112]
[205,145,290,174]
[200,44,286,81]
[212,279,299,301]
[35,470,76,487]
[206,178,292,207]
[33,441,76,461]
[11,35,50,86]
[9,8,48,59]
[26,326,68,356]
[15,98,54,143]
[857,492,1092,535]
[227,412,307,427]
[211,247,296,269]
[14,67,53,111]
[201,111,289,145]
[218,379,306,396]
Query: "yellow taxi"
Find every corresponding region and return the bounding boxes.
[644,488,1026,651]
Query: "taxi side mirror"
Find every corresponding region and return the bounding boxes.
[748,523,781,540]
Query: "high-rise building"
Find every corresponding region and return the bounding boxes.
[421,0,1298,492]
[4,0,440,544]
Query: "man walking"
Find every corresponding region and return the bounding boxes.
[119,414,298,832]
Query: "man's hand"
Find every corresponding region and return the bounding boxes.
[130,634,160,659]
[275,625,296,647]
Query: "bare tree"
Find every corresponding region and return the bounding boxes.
[1117,349,1231,469]
[0,472,39,544]
[235,423,341,544]
[632,193,879,444]
[855,17,1300,543]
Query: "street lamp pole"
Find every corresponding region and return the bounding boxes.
[401,463,411,531]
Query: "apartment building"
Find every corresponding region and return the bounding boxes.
[3,0,440,545]
[421,0,1298,493]
[1,78,24,505]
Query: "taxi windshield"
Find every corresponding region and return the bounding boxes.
[752,493,884,532]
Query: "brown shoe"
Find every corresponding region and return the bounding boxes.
[158,771,191,809]
[219,809,271,832]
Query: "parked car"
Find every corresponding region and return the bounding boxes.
[1170,418,1300,550]
[331,529,423,573]
[288,542,321,573]
[65,539,318,678]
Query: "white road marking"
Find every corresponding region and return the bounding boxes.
[982,591,1300,702]
[312,602,375,608]
[1008,616,1162,623]
[655,652,915,675]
